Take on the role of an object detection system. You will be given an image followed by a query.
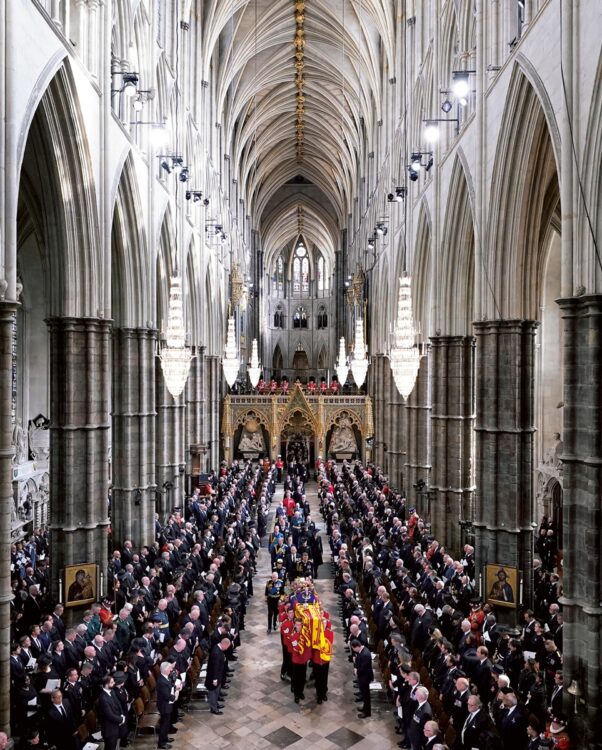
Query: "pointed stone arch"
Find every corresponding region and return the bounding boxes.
[440,155,476,335]
[111,153,149,328]
[272,343,284,373]
[317,345,328,370]
[487,64,560,319]
[413,202,433,338]
[18,61,102,317]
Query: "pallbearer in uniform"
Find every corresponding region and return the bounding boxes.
[312,613,333,704]
[279,603,295,681]
[288,618,310,703]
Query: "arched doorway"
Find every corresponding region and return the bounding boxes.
[292,346,309,380]
[280,410,315,468]
[273,344,284,377]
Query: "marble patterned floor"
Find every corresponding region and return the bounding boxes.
[132,481,398,749]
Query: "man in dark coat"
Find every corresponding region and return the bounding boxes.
[98,674,126,750]
[459,695,493,750]
[351,638,374,718]
[112,671,131,747]
[407,686,433,750]
[473,646,493,704]
[157,661,179,748]
[205,635,231,714]
[46,688,78,750]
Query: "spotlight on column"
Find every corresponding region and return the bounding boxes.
[387,187,407,203]
[122,72,139,97]
[441,98,452,113]
[452,71,471,99]
[179,166,190,182]
[367,236,376,251]
[423,121,440,143]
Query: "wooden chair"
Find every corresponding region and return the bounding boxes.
[133,697,158,738]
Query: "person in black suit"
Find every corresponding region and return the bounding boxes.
[459,695,493,750]
[548,670,564,718]
[45,689,78,750]
[62,631,81,671]
[423,719,442,750]
[407,687,433,750]
[50,642,67,679]
[21,587,42,632]
[97,674,126,750]
[205,636,231,714]
[112,671,131,747]
[449,676,470,730]
[62,668,84,722]
[10,643,26,686]
[498,693,527,750]
[51,605,66,641]
[351,638,374,718]
[473,646,493,704]
[157,661,179,749]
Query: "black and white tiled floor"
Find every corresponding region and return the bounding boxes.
[132,482,398,749]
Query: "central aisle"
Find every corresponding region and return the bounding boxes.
[136,481,399,749]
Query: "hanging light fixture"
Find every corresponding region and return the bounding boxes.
[248,338,262,387]
[222,314,240,387]
[335,337,348,385]
[389,276,422,400]
[350,316,369,387]
[159,276,193,398]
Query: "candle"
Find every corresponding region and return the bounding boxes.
[478,573,482,598]
[58,576,63,603]
[519,575,523,605]
[100,571,104,597]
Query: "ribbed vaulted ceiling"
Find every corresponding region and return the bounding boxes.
[200,0,395,264]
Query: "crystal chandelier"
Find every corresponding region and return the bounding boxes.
[248,338,262,387]
[335,337,348,385]
[390,276,422,399]
[222,314,240,387]
[159,276,193,399]
[350,316,369,387]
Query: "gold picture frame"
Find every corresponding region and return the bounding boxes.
[485,563,518,609]
[64,563,98,608]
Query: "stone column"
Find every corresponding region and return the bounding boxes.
[186,346,206,485]
[405,350,431,511]
[199,352,210,473]
[558,295,602,747]
[155,362,184,518]
[388,364,407,493]
[473,320,537,603]
[0,303,17,733]
[430,336,476,554]
[111,327,156,549]
[206,356,221,468]
[47,317,111,602]
[370,355,387,468]
[382,357,392,477]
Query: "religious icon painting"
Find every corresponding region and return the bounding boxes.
[485,563,518,609]
[64,563,98,607]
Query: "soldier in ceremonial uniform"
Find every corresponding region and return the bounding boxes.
[265,572,284,634]
[287,618,310,703]
[279,604,295,681]
[312,614,333,704]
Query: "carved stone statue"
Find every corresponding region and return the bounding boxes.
[12,420,28,466]
[544,432,563,467]
[330,416,357,454]
[238,428,265,453]
[28,414,50,462]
